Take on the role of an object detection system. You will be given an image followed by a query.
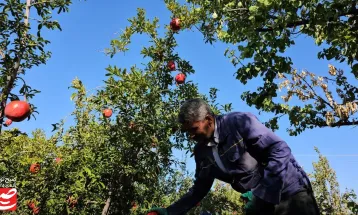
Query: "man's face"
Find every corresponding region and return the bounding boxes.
[181,115,215,143]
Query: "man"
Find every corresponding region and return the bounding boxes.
[148,98,320,215]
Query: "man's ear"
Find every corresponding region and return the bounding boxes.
[205,115,214,125]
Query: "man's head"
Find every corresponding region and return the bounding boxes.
[177,98,215,143]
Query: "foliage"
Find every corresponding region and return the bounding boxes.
[192,181,244,215]
[309,147,358,215]
[164,0,358,135]
[0,0,75,132]
[128,163,245,215]
[1,1,357,215]
[275,65,358,134]
[128,146,358,215]
[0,7,232,215]
[0,125,109,214]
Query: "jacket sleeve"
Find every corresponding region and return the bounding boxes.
[235,112,291,205]
[166,151,214,215]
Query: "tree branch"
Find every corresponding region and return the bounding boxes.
[24,0,30,26]
[256,19,309,32]
[296,72,335,110]
[231,53,245,66]
[101,195,111,215]
[0,0,31,132]
[226,7,249,14]
[255,8,358,32]
[194,24,205,34]
[0,50,5,58]
[30,1,55,7]
[226,8,248,12]
[321,119,358,127]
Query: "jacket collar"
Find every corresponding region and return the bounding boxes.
[207,115,227,146]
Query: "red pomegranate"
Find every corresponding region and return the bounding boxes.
[66,195,78,208]
[32,207,40,214]
[29,163,40,174]
[4,100,31,122]
[27,201,35,209]
[170,18,181,31]
[103,108,112,118]
[129,121,136,129]
[55,157,62,164]
[131,201,138,210]
[175,73,186,84]
[147,212,158,215]
[5,119,12,126]
[167,61,176,71]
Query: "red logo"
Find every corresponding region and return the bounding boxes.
[0,188,17,211]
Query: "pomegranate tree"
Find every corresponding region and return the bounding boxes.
[0,0,72,132]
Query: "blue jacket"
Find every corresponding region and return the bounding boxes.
[166,112,310,215]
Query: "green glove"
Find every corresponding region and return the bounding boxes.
[147,207,168,215]
[241,191,253,202]
[241,191,255,214]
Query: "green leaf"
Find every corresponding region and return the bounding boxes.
[352,63,358,76]
[70,93,76,101]
[258,0,270,6]
[249,6,259,13]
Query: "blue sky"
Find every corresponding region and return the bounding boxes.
[5,1,358,194]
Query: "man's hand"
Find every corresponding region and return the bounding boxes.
[147,207,168,215]
[241,191,255,214]
[241,191,276,215]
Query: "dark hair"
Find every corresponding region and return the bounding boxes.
[177,98,214,124]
